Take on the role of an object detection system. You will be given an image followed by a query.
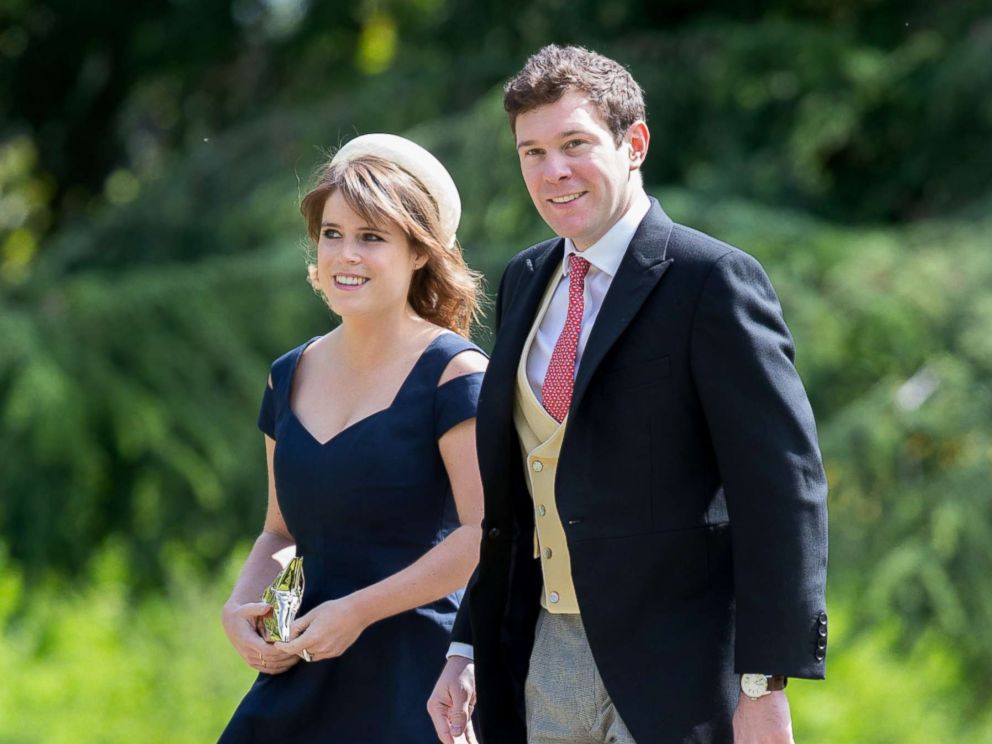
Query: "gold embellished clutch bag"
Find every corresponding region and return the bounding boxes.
[261,556,305,642]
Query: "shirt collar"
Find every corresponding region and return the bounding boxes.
[562,191,651,278]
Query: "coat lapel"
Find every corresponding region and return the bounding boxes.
[486,238,566,394]
[477,238,564,507]
[570,199,675,410]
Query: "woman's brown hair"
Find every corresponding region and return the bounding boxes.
[300,154,484,338]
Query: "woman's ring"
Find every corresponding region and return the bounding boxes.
[302,649,312,662]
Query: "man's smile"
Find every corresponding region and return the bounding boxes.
[547,191,588,205]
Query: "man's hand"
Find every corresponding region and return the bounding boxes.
[427,656,478,743]
[733,691,794,744]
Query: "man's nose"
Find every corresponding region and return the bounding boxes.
[542,154,571,183]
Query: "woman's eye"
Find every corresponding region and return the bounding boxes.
[362,232,384,242]
[322,229,341,239]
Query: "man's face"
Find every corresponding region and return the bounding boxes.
[515,88,643,250]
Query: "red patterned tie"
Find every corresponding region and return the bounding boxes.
[542,254,591,422]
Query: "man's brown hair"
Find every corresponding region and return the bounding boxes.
[503,45,646,144]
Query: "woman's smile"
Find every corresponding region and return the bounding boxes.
[333,273,370,290]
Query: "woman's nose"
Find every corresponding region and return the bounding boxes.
[337,238,361,263]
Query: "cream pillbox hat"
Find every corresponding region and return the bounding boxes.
[330,133,461,248]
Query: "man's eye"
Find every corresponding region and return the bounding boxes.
[564,139,584,150]
[524,148,542,158]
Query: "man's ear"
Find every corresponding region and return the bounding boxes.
[627,121,650,170]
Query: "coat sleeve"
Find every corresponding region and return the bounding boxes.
[450,567,478,645]
[450,258,520,649]
[689,249,828,679]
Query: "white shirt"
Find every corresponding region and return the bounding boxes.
[525,191,651,402]
[446,192,651,663]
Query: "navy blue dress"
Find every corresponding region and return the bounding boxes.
[220,332,484,743]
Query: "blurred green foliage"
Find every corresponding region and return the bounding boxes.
[2,0,990,259]
[3,546,992,743]
[2,0,991,738]
[0,544,252,742]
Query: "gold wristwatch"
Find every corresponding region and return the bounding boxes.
[740,674,788,700]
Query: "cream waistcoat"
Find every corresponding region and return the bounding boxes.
[513,261,580,614]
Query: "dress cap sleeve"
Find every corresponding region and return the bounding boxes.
[434,371,484,439]
[258,380,277,439]
[256,337,320,441]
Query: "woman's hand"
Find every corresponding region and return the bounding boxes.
[275,596,370,662]
[222,600,301,675]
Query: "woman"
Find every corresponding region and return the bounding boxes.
[219,134,487,742]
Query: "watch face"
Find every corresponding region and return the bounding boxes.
[740,674,768,698]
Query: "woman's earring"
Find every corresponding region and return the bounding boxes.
[307,264,326,300]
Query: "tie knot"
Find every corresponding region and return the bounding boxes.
[569,254,591,280]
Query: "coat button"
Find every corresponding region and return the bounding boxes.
[488,527,501,539]
[544,547,552,559]
[537,505,546,517]
[818,628,827,638]
[818,613,828,626]
[817,639,827,651]
[815,652,825,661]
[532,460,544,472]
[549,592,560,604]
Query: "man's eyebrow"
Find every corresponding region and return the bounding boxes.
[516,130,590,149]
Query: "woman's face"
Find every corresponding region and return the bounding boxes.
[315,190,425,320]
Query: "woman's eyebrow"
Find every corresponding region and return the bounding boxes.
[320,221,386,232]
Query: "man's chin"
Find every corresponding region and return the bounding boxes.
[539,213,589,243]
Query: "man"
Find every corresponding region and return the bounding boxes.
[428,45,828,744]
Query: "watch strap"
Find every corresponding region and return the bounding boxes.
[767,675,788,692]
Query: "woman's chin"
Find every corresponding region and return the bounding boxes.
[327,299,382,321]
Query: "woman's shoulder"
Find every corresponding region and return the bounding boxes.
[429,327,487,386]
[267,334,326,386]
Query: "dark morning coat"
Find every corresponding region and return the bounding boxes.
[451,198,828,744]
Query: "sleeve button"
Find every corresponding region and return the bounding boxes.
[488,527,501,539]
